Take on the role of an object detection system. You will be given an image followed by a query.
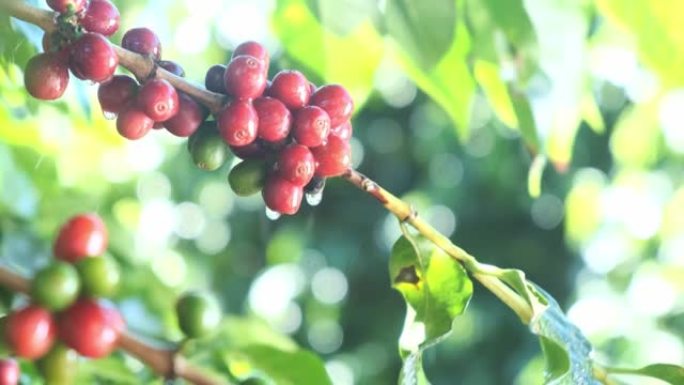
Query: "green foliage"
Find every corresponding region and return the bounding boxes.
[605,363,684,385]
[389,234,473,383]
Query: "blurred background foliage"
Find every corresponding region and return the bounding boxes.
[0,0,683,384]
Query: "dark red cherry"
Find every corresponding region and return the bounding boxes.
[69,32,118,82]
[232,41,269,70]
[224,55,267,100]
[204,64,226,94]
[82,0,120,36]
[54,213,108,263]
[329,121,353,141]
[310,84,354,127]
[137,79,179,122]
[59,299,124,358]
[164,92,207,137]
[262,176,303,215]
[46,0,86,13]
[253,97,291,143]
[277,144,315,187]
[24,53,69,100]
[229,141,267,160]
[311,135,351,177]
[293,106,330,147]
[116,105,153,140]
[5,305,56,359]
[159,60,185,77]
[269,70,310,109]
[218,100,259,146]
[97,75,138,115]
[121,27,162,60]
[0,358,19,385]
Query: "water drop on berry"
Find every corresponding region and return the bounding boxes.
[103,111,117,120]
[305,190,324,207]
[265,207,281,221]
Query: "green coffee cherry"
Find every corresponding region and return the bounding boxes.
[176,292,221,339]
[31,261,80,311]
[189,123,230,171]
[37,344,79,385]
[228,160,267,196]
[76,255,120,298]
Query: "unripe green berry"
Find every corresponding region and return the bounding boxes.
[37,344,79,385]
[175,292,221,339]
[189,124,230,171]
[31,262,80,311]
[228,159,267,197]
[76,255,120,298]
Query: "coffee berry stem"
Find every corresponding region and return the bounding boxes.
[0,0,533,350]
[0,265,230,385]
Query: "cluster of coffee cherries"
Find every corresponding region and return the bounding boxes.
[24,0,120,100]
[24,0,355,216]
[207,42,354,215]
[0,213,124,385]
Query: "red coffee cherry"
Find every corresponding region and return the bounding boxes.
[0,358,19,385]
[293,105,330,147]
[204,64,226,94]
[159,60,185,77]
[232,41,269,70]
[269,70,310,109]
[46,0,86,13]
[59,299,124,358]
[329,121,353,141]
[5,305,56,359]
[277,144,315,187]
[54,213,108,263]
[262,175,303,215]
[224,55,267,100]
[229,140,267,160]
[253,97,291,143]
[116,105,153,140]
[164,92,207,137]
[137,79,179,122]
[82,0,120,36]
[218,100,259,146]
[97,75,138,115]
[69,32,118,82]
[311,135,351,177]
[24,53,69,100]
[310,84,354,127]
[121,27,162,60]
[41,33,70,61]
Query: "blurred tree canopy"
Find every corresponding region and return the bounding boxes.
[0,0,683,384]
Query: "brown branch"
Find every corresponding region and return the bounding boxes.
[0,0,534,369]
[0,266,229,385]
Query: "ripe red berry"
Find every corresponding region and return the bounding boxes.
[329,121,353,141]
[116,105,153,140]
[204,64,226,94]
[24,53,69,100]
[5,305,56,359]
[218,100,259,146]
[311,135,352,177]
[54,213,108,263]
[293,106,330,147]
[232,41,269,70]
[224,55,267,100]
[269,70,310,109]
[310,84,354,127]
[46,0,86,13]
[82,0,120,36]
[262,175,303,215]
[0,358,19,385]
[159,60,185,77]
[164,92,207,137]
[277,144,315,187]
[59,299,124,358]
[69,32,118,82]
[121,27,161,60]
[137,79,179,122]
[42,33,69,61]
[97,75,138,115]
[230,141,267,160]
[253,97,291,143]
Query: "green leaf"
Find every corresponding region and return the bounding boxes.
[606,363,684,385]
[224,344,332,385]
[596,0,684,88]
[273,0,383,107]
[474,60,518,128]
[384,0,456,70]
[389,235,473,384]
[393,20,476,140]
[529,286,601,385]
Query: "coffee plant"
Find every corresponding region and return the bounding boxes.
[0,0,682,384]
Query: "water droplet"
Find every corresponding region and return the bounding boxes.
[103,111,117,120]
[306,190,324,206]
[265,207,281,220]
